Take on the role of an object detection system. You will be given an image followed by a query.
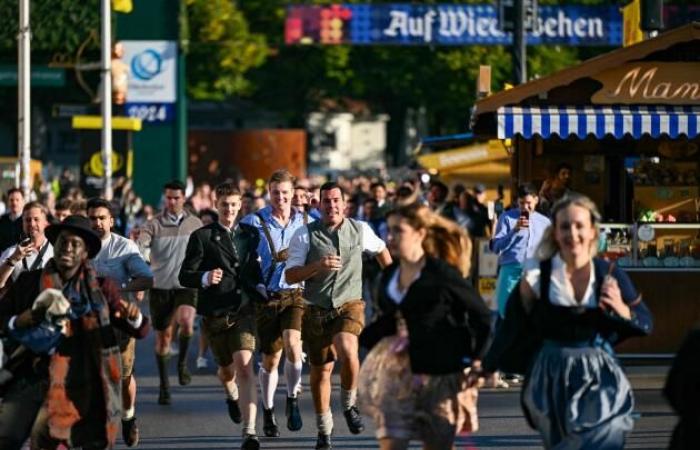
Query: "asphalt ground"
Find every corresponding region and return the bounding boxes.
[115,328,676,450]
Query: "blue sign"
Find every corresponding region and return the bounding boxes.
[125,103,174,124]
[285,4,622,46]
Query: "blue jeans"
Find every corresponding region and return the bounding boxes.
[495,263,523,319]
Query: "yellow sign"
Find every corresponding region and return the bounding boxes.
[478,277,497,309]
[622,0,643,47]
[591,63,700,105]
[83,152,124,178]
[478,277,496,296]
[418,140,509,171]
[112,0,133,13]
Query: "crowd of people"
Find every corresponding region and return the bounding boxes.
[3,163,697,450]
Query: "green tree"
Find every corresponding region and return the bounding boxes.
[0,0,100,54]
[238,0,617,143]
[185,0,268,100]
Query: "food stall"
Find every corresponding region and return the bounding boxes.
[471,22,700,354]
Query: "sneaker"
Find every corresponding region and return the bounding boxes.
[121,417,139,447]
[178,363,191,386]
[262,407,280,437]
[285,396,303,431]
[240,433,260,450]
[315,432,332,449]
[196,356,208,370]
[226,398,242,424]
[158,386,171,405]
[343,406,364,434]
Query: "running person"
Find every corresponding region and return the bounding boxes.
[286,181,392,449]
[240,169,311,437]
[88,198,154,447]
[138,180,203,405]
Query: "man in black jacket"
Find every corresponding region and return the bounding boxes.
[0,188,25,253]
[179,182,265,450]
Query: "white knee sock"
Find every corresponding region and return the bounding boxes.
[341,388,357,411]
[225,379,239,401]
[242,421,256,436]
[284,358,303,398]
[258,366,278,410]
[316,410,333,435]
[123,406,135,420]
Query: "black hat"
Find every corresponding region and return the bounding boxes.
[45,215,102,259]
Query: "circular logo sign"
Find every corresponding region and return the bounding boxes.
[131,49,163,81]
[83,152,124,177]
[637,224,655,242]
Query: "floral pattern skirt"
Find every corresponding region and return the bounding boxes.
[358,335,479,446]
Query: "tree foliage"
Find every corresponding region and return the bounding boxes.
[184,0,268,100]
[0,0,100,54]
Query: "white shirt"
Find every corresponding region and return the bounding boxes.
[285,220,386,276]
[523,253,597,308]
[386,266,422,305]
[92,233,152,287]
[1,240,54,281]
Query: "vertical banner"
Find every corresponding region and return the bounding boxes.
[622,0,643,47]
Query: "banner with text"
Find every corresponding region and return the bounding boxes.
[285,4,622,46]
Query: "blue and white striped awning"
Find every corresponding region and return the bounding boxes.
[497,106,700,140]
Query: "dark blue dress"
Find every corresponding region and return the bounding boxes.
[485,257,653,450]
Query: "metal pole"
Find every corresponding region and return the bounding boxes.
[513,0,527,84]
[18,0,31,197]
[101,0,113,200]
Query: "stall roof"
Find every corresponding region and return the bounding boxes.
[471,22,700,140]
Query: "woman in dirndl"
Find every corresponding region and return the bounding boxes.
[482,194,653,450]
[358,204,493,450]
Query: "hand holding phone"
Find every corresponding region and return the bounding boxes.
[10,237,34,263]
[517,210,530,229]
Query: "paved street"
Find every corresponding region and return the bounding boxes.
[115,324,677,450]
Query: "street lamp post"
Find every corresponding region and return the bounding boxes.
[18,0,31,198]
[101,0,113,200]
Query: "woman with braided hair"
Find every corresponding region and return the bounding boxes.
[358,204,492,450]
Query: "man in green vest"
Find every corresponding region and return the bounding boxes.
[286,182,392,450]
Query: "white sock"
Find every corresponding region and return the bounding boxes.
[123,406,135,420]
[258,366,278,410]
[341,388,357,411]
[316,410,333,435]
[225,379,239,401]
[284,358,303,398]
[242,421,256,436]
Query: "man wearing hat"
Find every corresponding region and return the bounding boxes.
[0,215,150,450]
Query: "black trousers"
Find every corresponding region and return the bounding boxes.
[0,375,47,450]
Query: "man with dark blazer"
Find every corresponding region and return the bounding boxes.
[179,182,265,450]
